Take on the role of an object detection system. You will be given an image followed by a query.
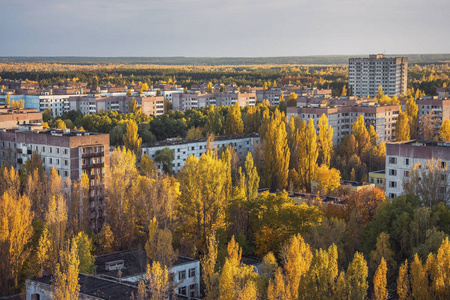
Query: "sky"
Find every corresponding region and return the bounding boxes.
[0,0,449,57]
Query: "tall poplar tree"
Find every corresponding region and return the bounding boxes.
[439,119,450,142]
[226,102,244,135]
[395,109,410,141]
[373,258,388,300]
[261,109,290,190]
[405,96,418,139]
[52,241,80,300]
[305,119,318,191]
[123,120,142,158]
[317,114,333,167]
[346,252,368,300]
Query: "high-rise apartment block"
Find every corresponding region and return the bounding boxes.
[349,54,408,97]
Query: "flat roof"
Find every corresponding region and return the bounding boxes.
[141,133,259,148]
[95,249,198,279]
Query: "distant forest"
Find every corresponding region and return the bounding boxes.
[1,54,450,65]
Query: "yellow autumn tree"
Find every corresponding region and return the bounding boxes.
[123,120,142,158]
[313,165,341,195]
[146,261,169,300]
[397,260,410,300]
[405,96,418,139]
[107,147,138,249]
[202,233,218,300]
[52,240,80,300]
[225,102,244,135]
[346,252,368,300]
[373,258,388,300]
[176,151,228,254]
[317,114,333,167]
[281,234,312,300]
[439,119,450,142]
[410,254,428,300]
[260,109,290,190]
[395,109,410,141]
[0,192,34,294]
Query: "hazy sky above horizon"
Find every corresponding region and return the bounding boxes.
[1,0,449,57]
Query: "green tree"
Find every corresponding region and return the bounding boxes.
[206,106,224,135]
[72,231,95,274]
[154,147,174,174]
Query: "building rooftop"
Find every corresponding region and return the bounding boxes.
[141,133,259,148]
[95,249,198,279]
[32,274,139,300]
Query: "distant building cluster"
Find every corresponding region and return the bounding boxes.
[287,97,400,144]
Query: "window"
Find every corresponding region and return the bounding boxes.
[389,181,397,188]
[64,149,68,155]
[404,171,409,177]
[442,162,447,169]
[49,158,52,164]
[189,268,196,277]
[405,158,409,165]
[389,169,397,176]
[389,193,397,198]
[64,171,68,177]
[65,160,68,166]
[49,147,52,153]
[389,157,397,164]
[56,148,60,154]
[190,284,197,297]
[376,178,383,184]
[42,146,45,152]
[178,286,186,295]
[178,270,186,280]
[191,146,194,150]
[31,294,40,300]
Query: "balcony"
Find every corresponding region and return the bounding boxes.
[82,162,104,169]
[82,151,104,158]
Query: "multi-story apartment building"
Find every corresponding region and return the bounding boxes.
[287,100,399,145]
[349,54,408,97]
[0,127,110,225]
[414,97,450,133]
[0,93,80,116]
[436,87,450,99]
[385,141,450,199]
[172,92,256,112]
[141,133,260,173]
[0,107,42,129]
[69,95,165,116]
[95,249,201,298]
[256,87,332,105]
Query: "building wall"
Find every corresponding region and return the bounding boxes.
[349,55,408,97]
[385,141,450,199]
[0,110,42,129]
[141,134,260,173]
[26,280,96,300]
